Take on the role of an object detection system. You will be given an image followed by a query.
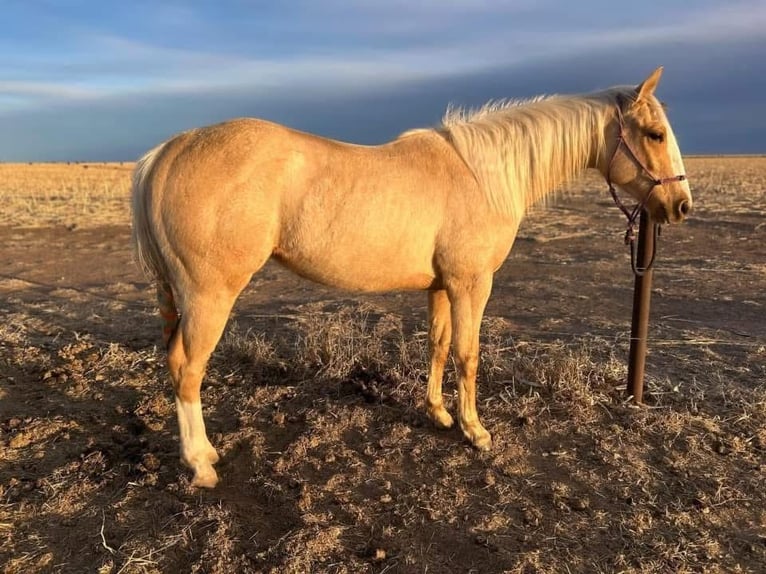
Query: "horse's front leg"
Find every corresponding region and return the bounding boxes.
[425,289,454,429]
[447,274,493,450]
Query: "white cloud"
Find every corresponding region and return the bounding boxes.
[1,0,763,114]
[0,81,101,99]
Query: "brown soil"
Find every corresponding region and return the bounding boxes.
[1,158,764,573]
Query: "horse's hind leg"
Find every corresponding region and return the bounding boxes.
[165,285,243,488]
[425,289,454,429]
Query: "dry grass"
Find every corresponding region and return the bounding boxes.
[0,157,764,572]
[1,302,764,573]
[0,162,132,228]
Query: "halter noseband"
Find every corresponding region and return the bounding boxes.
[605,104,687,275]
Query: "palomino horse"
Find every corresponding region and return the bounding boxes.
[132,67,692,487]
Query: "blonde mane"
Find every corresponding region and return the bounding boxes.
[440,88,632,218]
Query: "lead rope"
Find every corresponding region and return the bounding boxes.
[629,221,660,277]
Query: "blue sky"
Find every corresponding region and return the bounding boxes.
[1,0,764,161]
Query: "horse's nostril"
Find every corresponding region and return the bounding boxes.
[678,199,691,217]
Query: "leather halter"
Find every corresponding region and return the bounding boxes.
[605,104,687,247]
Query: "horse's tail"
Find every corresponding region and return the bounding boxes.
[131,141,180,347]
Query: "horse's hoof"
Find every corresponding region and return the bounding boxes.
[191,466,219,488]
[427,405,455,429]
[473,434,492,451]
[463,424,492,451]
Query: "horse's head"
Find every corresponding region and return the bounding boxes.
[603,67,692,224]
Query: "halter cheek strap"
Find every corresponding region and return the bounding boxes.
[605,104,687,275]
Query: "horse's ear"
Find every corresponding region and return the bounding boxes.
[636,66,664,101]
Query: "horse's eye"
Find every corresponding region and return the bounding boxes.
[647,131,664,143]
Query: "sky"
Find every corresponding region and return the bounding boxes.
[1,0,765,161]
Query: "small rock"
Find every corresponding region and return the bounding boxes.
[473,535,497,551]
[371,548,386,562]
[288,477,301,489]
[271,411,286,426]
[380,494,393,504]
[694,498,711,514]
[569,497,589,511]
[522,508,539,526]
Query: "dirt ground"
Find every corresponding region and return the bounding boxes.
[1,158,764,573]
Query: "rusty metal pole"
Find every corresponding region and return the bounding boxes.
[626,210,655,404]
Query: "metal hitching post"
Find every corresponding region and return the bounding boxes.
[626,210,655,404]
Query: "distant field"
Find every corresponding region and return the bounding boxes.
[0,162,133,228]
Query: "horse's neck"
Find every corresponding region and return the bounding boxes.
[446,96,608,219]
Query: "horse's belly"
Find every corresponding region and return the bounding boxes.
[271,248,437,292]
[274,189,443,291]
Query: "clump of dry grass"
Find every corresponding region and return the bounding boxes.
[292,304,424,382]
[219,304,427,386]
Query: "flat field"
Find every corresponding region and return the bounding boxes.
[0,158,764,573]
